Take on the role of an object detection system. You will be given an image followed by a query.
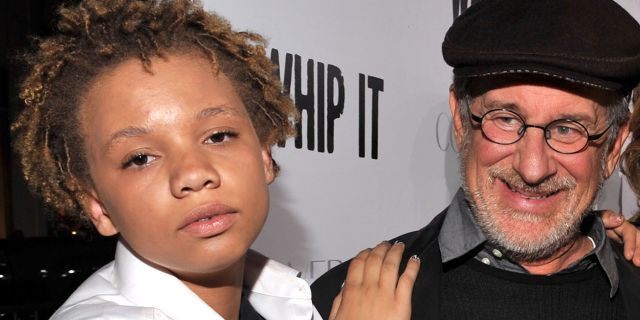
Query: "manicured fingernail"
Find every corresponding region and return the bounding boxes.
[394,241,404,247]
[410,254,421,262]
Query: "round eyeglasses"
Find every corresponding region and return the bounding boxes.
[470,109,612,154]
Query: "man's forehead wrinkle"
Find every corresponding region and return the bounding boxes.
[479,99,519,113]
[476,90,604,125]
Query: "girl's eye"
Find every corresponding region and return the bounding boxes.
[205,131,238,144]
[122,153,157,169]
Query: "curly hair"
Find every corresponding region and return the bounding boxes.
[11,0,297,221]
[622,88,640,198]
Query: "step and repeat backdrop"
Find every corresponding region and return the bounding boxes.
[205,0,640,282]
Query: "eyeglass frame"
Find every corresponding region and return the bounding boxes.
[469,108,612,154]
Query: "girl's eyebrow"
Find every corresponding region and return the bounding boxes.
[195,105,241,120]
[103,105,241,153]
[104,126,149,153]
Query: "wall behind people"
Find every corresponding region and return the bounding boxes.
[207,0,640,281]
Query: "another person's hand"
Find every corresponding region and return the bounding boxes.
[329,241,420,320]
[601,210,640,266]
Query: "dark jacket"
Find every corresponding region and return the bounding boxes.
[311,209,640,320]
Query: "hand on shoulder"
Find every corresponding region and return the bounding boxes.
[328,241,420,320]
[601,210,640,266]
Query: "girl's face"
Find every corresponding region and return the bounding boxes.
[79,53,274,280]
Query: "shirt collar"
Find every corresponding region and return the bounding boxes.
[589,216,620,297]
[114,241,221,320]
[114,242,316,320]
[438,188,486,263]
[243,250,316,320]
[438,188,620,297]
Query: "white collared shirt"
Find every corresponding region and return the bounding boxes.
[51,241,321,319]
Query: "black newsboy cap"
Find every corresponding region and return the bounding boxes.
[442,0,640,93]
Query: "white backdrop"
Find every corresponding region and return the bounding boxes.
[205,0,640,282]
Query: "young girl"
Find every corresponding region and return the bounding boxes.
[11,0,419,319]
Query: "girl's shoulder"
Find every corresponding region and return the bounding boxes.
[50,261,172,320]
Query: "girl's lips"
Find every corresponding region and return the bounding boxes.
[179,203,238,238]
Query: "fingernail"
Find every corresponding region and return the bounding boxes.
[410,254,421,262]
[394,241,405,247]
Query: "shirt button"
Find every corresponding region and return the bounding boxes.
[492,249,503,258]
[481,257,491,265]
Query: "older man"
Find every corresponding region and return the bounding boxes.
[312,0,640,319]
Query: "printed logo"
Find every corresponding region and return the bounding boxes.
[270,48,383,159]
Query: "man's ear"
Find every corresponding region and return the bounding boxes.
[449,89,466,150]
[261,146,275,185]
[603,120,630,178]
[83,189,118,236]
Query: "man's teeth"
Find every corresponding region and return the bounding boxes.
[508,185,551,199]
[197,217,212,222]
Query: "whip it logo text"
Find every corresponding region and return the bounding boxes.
[270,48,383,159]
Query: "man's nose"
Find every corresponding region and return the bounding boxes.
[169,151,220,198]
[511,128,558,185]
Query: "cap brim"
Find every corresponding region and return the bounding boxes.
[453,63,625,92]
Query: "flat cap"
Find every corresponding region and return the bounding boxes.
[442,0,640,93]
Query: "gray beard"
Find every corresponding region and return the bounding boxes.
[461,185,587,263]
[457,139,603,263]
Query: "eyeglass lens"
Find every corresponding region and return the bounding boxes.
[479,109,589,154]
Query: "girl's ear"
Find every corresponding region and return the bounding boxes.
[261,146,275,185]
[83,190,119,236]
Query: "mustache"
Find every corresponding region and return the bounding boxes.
[487,166,577,195]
